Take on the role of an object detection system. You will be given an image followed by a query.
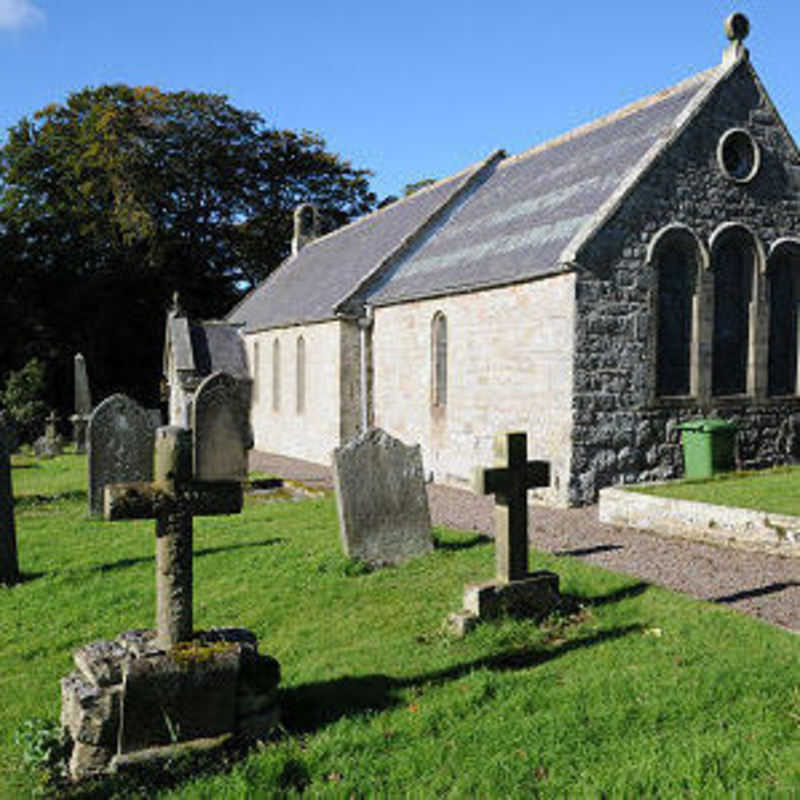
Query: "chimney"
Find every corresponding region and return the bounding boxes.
[292,203,320,255]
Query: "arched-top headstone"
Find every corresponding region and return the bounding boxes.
[192,372,250,482]
[88,394,156,515]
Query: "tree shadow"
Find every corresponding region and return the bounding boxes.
[92,538,285,573]
[712,581,800,604]
[282,624,644,735]
[433,533,492,551]
[553,544,624,558]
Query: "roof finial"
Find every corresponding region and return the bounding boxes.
[723,12,750,66]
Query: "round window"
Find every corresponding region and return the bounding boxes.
[717,128,760,183]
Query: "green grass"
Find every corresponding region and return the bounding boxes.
[628,465,800,516]
[1,454,798,798]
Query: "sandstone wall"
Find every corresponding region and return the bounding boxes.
[247,320,344,465]
[372,275,576,506]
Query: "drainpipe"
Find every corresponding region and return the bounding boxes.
[358,305,374,434]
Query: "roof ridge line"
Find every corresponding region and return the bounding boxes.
[558,59,735,266]
[334,148,507,316]
[296,156,496,253]
[500,65,722,171]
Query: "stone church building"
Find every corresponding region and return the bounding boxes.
[225,15,800,506]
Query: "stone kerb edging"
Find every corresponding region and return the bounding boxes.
[598,486,800,557]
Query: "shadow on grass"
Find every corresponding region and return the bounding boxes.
[92,538,285,573]
[434,533,492,551]
[712,581,800,604]
[14,489,87,507]
[0,571,47,586]
[553,544,624,558]
[577,581,650,607]
[283,624,644,735]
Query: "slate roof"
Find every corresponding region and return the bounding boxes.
[227,161,488,331]
[229,64,724,328]
[164,311,249,381]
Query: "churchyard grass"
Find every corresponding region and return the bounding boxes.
[629,465,800,516]
[1,454,797,797]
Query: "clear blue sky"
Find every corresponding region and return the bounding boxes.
[1,1,798,202]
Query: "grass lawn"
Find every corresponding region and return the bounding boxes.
[627,465,800,516]
[1,454,798,798]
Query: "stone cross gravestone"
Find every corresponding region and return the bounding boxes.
[477,432,550,582]
[448,432,560,635]
[71,353,92,453]
[34,410,63,458]
[88,394,156,516]
[332,427,433,566]
[192,371,250,482]
[61,417,277,780]
[0,421,19,586]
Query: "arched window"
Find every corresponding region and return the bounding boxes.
[252,341,260,404]
[711,231,756,396]
[432,312,447,408]
[296,335,306,414]
[654,237,698,396]
[272,339,281,412]
[768,243,800,395]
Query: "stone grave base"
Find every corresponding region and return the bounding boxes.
[61,627,280,781]
[447,571,561,636]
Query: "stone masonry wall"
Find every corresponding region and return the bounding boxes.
[247,320,343,465]
[570,61,800,504]
[372,275,576,507]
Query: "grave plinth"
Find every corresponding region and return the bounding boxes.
[448,432,560,636]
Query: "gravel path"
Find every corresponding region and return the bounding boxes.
[250,451,799,634]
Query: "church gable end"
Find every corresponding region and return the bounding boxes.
[569,52,800,503]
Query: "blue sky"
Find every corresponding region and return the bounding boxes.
[1,1,798,202]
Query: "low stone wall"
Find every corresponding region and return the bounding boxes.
[61,628,280,780]
[598,486,800,556]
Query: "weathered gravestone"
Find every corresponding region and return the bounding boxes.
[70,353,92,454]
[88,394,156,516]
[448,432,560,635]
[192,371,250,482]
[0,420,19,586]
[61,407,278,781]
[34,410,63,458]
[332,427,433,566]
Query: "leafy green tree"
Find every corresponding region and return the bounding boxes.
[0,358,48,444]
[0,85,376,407]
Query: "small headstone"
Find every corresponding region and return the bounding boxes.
[332,428,433,566]
[88,395,156,516]
[192,372,249,482]
[34,410,63,458]
[0,421,19,585]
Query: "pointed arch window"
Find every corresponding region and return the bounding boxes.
[432,312,447,408]
[252,341,260,404]
[711,231,756,396]
[650,227,703,397]
[272,338,281,412]
[768,243,800,396]
[296,335,306,414]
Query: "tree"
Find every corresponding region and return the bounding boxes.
[0,85,376,408]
